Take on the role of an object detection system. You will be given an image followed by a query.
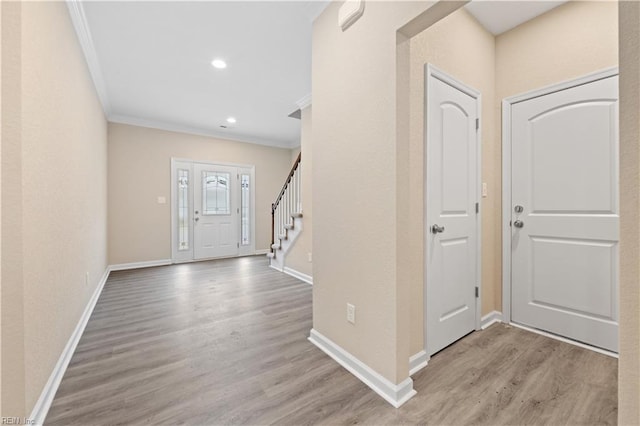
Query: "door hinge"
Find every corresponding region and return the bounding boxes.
[475,286,479,298]
[475,118,479,131]
[475,202,479,214]
[237,242,240,248]
[509,220,512,227]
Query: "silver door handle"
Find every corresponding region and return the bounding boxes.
[194,217,199,222]
[431,224,445,234]
[514,220,524,228]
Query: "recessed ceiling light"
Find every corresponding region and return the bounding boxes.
[211,59,227,69]
[226,117,237,124]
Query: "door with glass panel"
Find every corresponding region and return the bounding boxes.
[193,163,239,259]
[172,160,254,262]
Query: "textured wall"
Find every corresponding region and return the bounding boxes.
[312,0,461,384]
[618,1,640,423]
[1,1,108,416]
[107,123,292,264]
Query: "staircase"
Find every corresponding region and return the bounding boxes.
[267,152,303,270]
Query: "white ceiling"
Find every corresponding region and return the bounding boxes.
[465,1,568,35]
[76,1,569,149]
[78,1,329,149]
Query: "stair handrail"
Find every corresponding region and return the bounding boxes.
[271,152,302,252]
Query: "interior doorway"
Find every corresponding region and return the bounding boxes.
[171,159,255,262]
[424,65,482,357]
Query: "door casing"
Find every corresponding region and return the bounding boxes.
[501,67,620,327]
[170,158,256,263]
[424,64,482,357]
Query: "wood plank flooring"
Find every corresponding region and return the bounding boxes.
[46,256,617,425]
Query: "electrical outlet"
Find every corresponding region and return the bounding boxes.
[157,196,167,204]
[347,303,356,324]
[85,272,90,286]
[308,252,312,263]
[482,182,488,198]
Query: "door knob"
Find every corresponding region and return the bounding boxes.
[194,217,199,222]
[431,224,445,234]
[514,220,524,228]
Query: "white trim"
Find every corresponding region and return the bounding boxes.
[109,259,172,272]
[409,350,429,376]
[282,266,313,285]
[269,264,284,273]
[255,249,271,255]
[66,1,111,116]
[308,329,416,408]
[424,64,483,357]
[109,114,296,149]
[509,322,619,359]
[296,93,312,110]
[501,67,620,324]
[29,267,111,425]
[481,311,503,330]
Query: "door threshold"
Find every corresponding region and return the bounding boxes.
[509,322,618,359]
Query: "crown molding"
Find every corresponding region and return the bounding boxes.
[66,0,112,116]
[109,114,298,150]
[296,93,312,110]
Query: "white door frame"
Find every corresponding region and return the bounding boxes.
[501,66,619,323]
[424,64,482,356]
[170,157,256,263]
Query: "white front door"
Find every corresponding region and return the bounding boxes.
[193,163,239,259]
[510,75,619,352]
[425,66,480,356]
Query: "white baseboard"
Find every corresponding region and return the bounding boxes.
[409,350,429,376]
[283,266,313,285]
[308,329,416,408]
[269,264,284,273]
[29,267,111,425]
[108,259,172,271]
[481,310,503,330]
[255,249,270,255]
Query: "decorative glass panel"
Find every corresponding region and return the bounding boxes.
[241,174,250,245]
[202,171,230,215]
[178,169,189,251]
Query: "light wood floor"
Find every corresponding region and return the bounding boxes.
[46,256,617,425]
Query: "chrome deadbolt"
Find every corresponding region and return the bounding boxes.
[514,205,524,213]
[514,220,524,228]
[431,224,445,234]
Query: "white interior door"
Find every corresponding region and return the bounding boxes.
[510,75,619,352]
[425,67,480,356]
[193,163,239,259]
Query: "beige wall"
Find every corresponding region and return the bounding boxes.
[290,146,301,165]
[312,0,462,384]
[1,1,108,417]
[108,123,292,264]
[619,1,640,423]
[408,8,496,355]
[284,106,312,276]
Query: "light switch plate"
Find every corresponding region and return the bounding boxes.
[157,196,167,204]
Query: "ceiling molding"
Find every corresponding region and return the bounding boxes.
[296,93,312,110]
[66,0,112,115]
[109,114,298,150]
